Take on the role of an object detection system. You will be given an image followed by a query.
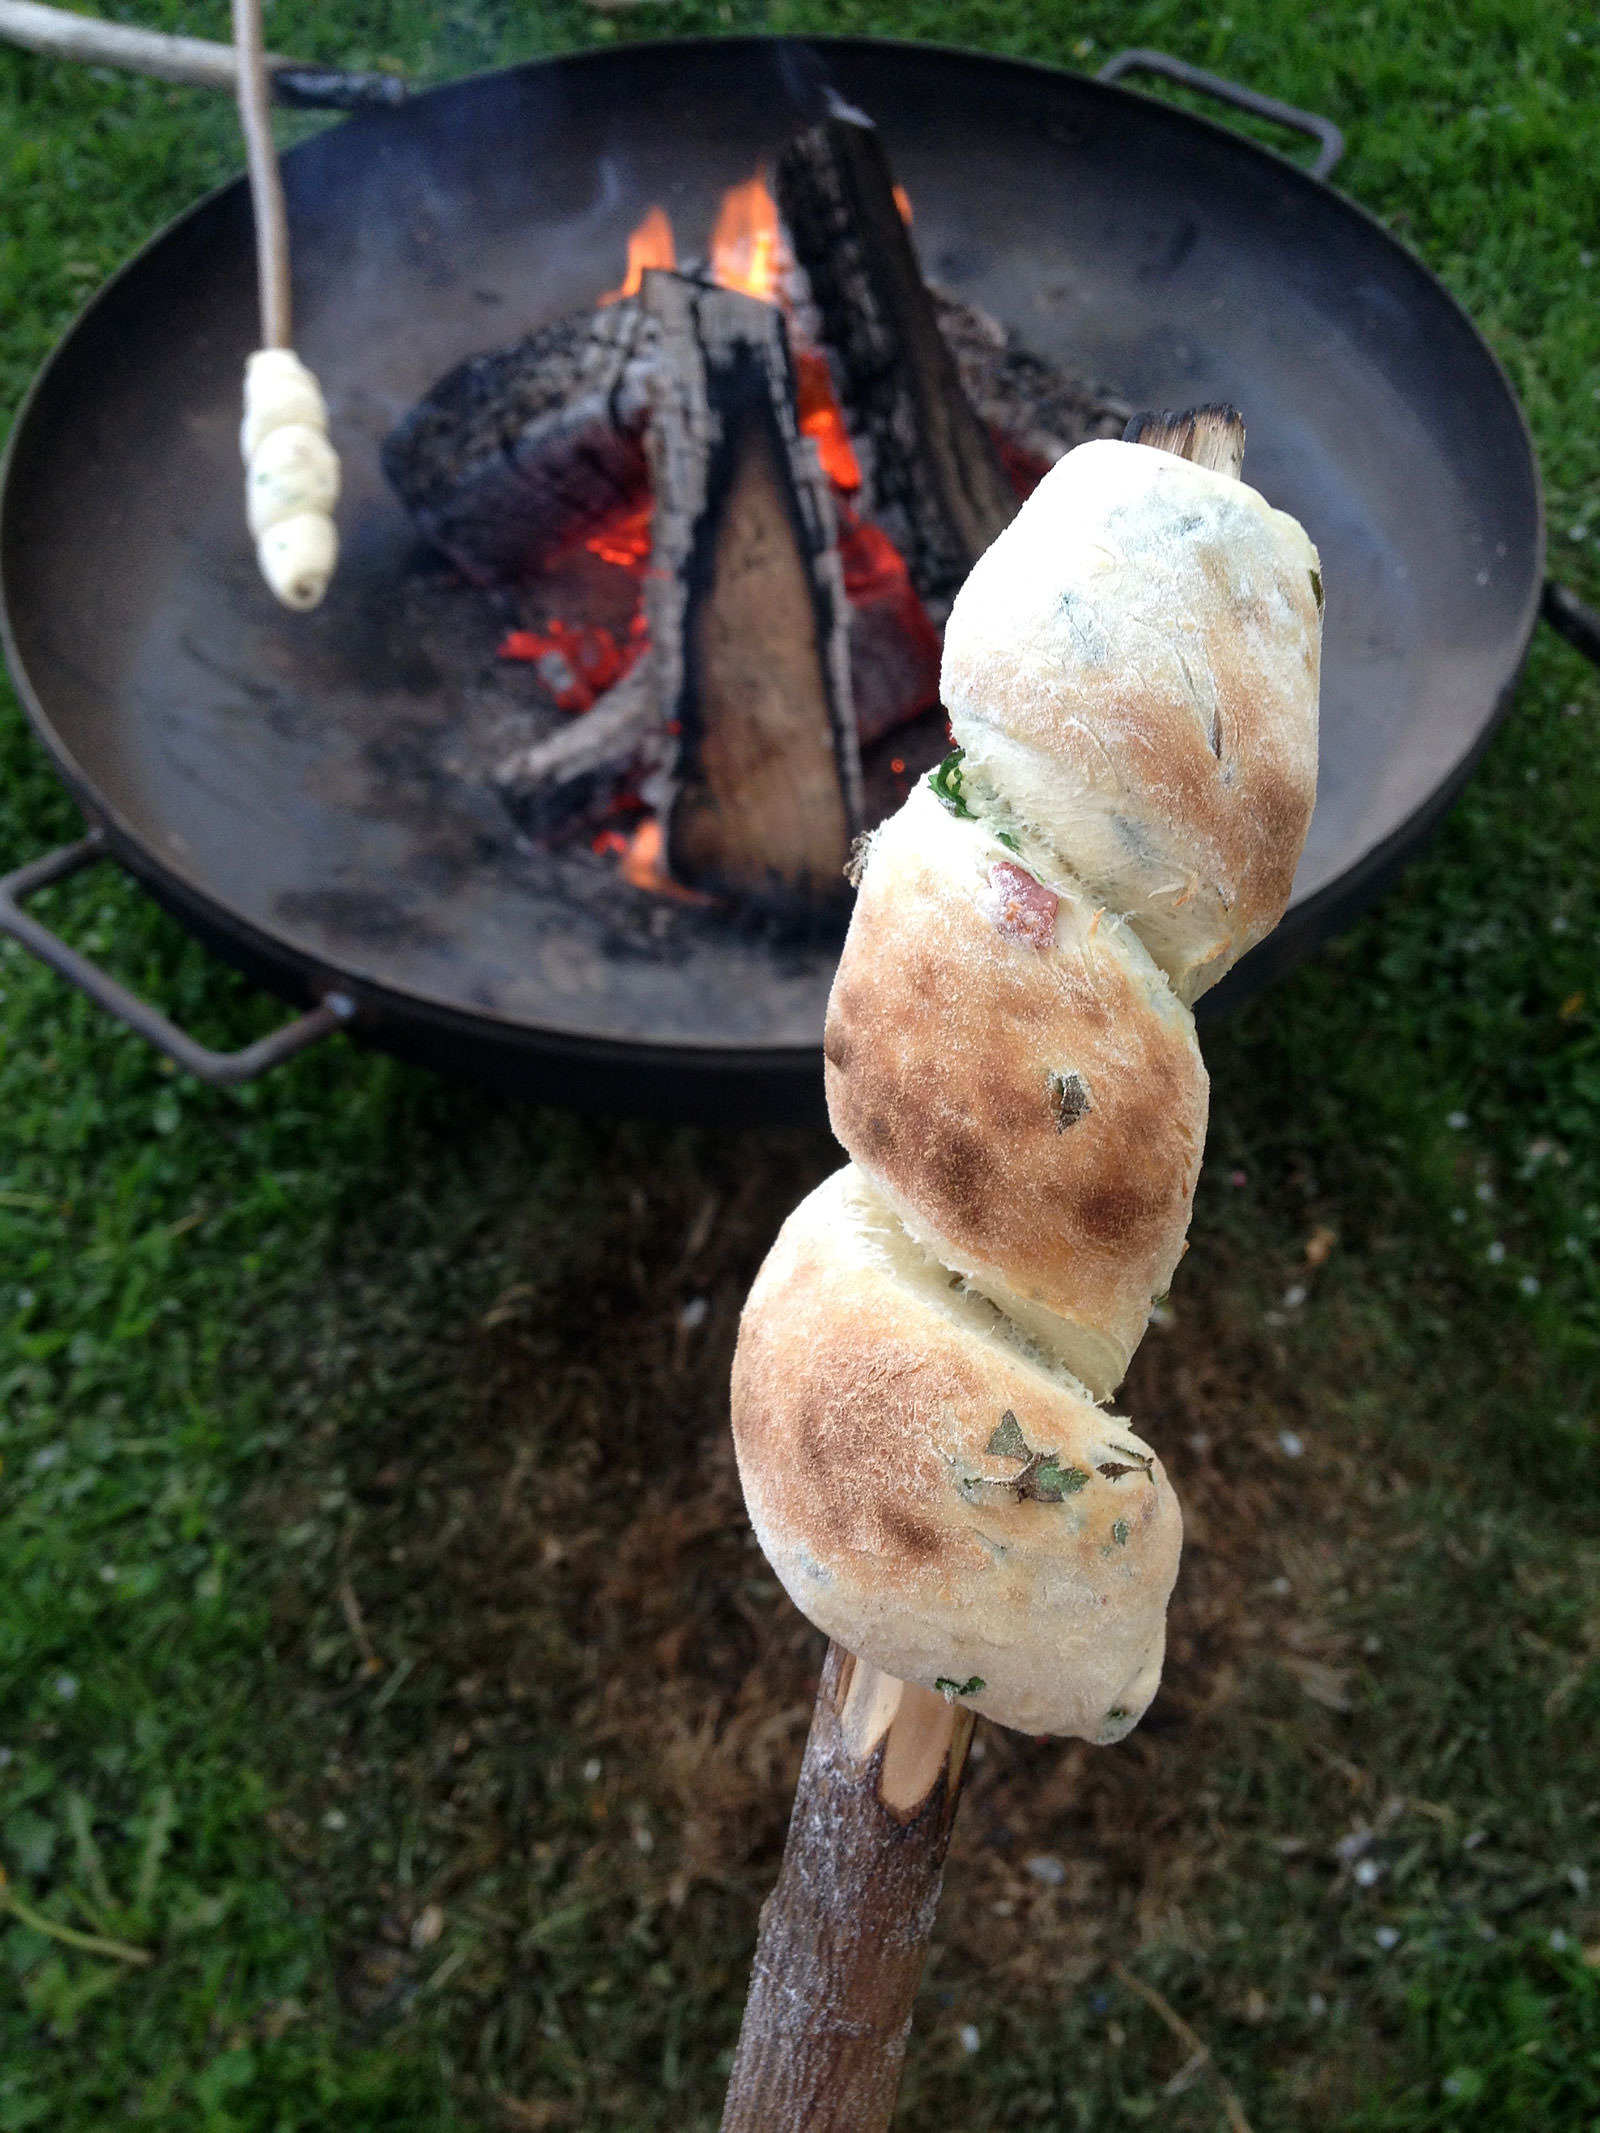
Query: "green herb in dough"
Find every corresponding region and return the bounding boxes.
[1020,1453,1089,1502]
[935,1675,986,1700]
[986,1410,1029,1460]
[927,747,975,819]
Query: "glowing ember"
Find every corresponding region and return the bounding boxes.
[838,510,913,601]
[498,617,642,713]
[599,205,677,306]
[586,501,654,570]
[992,433,1054,504]
[834,500,944,739]
[710,171,788,304]
[893,183,913,226]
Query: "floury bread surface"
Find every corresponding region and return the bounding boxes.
[825,780,1207,1403]
[730,1166,1179,1743]
[941,439,1322,1005]
[731,433,1322,1740]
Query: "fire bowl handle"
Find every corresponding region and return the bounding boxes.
[270,67,407,113]
[1096,49,1345,182]
[0,827,355,1087]
[1542,580,1600,671]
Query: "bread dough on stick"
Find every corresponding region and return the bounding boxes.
[732,432,1321,1741]
[241,349,340,610]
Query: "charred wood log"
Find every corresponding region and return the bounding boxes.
[775,116,1020,614]
[935,292,1131,473]
[381,300,654,583]
[640,270,862,906]
[492,656,665,837]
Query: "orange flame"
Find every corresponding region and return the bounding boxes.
[620,817,715,904]
[893,183,913,226]
[795,348,861,491]
[599,205,677,306]
[710,171,788,305]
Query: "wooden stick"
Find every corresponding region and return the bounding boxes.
[231,0,289,350]
[0,0,281,87]
[1124,403,1246,480]
[720,1641,975,2133]
[0,1,403,106]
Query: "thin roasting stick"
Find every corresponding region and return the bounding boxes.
[0,0,285,89]
[230,0,340,611]
[232,0,289,350]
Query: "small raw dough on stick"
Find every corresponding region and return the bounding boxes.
[241,349,340,610]
[233,0,340,609]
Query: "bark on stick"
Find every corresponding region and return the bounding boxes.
[720,1641,976,2133]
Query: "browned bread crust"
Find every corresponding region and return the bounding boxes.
[825,783,1207,1400]
[731,1167,1181,1742]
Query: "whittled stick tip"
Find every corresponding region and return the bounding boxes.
[1124,403,1246,479]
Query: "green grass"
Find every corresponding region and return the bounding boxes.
[3,2,1600,2128]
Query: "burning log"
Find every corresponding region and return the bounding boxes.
[639,270,862,905]
[382,147,1130,884]
[381,300,653,583]
[775,116,1021,614]
[936,292,1132,479]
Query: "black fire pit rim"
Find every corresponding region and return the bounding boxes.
[0,30,1547,1097]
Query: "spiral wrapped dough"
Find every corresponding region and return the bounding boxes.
[241,348,340,610]
[732,435,1322,1742]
